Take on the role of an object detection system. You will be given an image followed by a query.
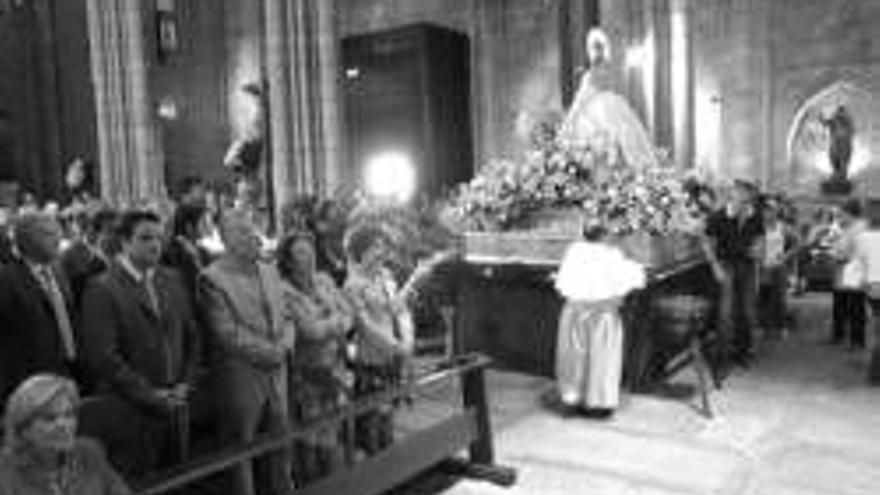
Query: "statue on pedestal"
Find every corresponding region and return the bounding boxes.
[819,105,854,195]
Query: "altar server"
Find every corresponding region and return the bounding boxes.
[554,221,645,418]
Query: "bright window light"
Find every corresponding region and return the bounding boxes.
[364,151,416,202]
[625,43,646,69]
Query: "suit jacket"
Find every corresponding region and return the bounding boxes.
[199,259,294,405]
[161,236,209,306]
[0,259,77,404]
[81,261,201,415]
[60,241,109,315]
[0,233,14,265]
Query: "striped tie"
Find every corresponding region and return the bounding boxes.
[37,266,77,360]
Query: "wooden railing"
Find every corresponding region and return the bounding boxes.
[136,353,516,495]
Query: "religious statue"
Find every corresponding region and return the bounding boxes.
[821,105,854,180]
[557,28,660,169]
[818,104,854,195]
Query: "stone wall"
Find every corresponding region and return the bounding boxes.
[692,0,880,197]
[151,0,229,191]
[691,0,771,184]
[769,0,880,197]
[338,0,564,169]
[0,0,95,198]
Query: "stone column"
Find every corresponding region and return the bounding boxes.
[85,0,163,205]
[651,0,673,151]
[263,0,341,225]
[670,0,693,167]
[316,0,342,195]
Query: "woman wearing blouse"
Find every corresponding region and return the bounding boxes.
[343,226,415,455]
[0,374,130,495]
[278,229,354,484]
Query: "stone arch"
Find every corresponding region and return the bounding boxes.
[785,79,880,194]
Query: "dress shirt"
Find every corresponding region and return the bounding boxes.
[118,255,159,313]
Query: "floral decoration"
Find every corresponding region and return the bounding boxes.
[443,123,696,237]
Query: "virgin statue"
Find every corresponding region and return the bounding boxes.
[558,28,660,170]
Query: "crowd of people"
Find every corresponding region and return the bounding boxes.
[4,168,880,493]
[553,178,880,419]
[700,181,880,379]
[0,176,448,494]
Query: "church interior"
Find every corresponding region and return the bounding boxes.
[1,1,880,495]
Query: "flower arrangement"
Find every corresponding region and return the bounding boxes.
[443,123,695,237]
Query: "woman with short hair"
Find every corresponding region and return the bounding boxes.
[0,374,130,495]
[343,226,414,454]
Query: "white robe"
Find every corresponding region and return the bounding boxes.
[554,242,645,408]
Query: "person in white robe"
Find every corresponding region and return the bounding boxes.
[554,224,646,416]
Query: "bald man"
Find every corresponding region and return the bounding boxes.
[0,212,80,405]
[198,209,294,495]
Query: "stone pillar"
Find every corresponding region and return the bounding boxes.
[316,0,343,195]
[263,0,294,215]
[639,0,656,141]
[85,0,163,205]
[670,0,693,167]
[651,0,673,152]
[263,0,341,225]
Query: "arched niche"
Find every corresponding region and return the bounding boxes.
[786,80,880,195]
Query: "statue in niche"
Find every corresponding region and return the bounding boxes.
[802,103,856,195]
[557,28,660,169]
[820,104,854,182]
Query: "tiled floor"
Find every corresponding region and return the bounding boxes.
[398,293,880,495]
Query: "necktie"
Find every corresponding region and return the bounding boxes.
[143,272,160,315]
[37,267,77,360]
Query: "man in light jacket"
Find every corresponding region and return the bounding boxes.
[199,208,295,495]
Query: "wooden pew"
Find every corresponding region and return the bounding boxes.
[135,353,516,495]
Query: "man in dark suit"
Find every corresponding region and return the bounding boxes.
[0,212,79,406]
[81,209,201,479]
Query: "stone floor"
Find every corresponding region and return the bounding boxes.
[397,293,880,495]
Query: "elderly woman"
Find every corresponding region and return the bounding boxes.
[0,374,130,495]
[277,230,354,484]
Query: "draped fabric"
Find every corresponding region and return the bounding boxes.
[558,70,660,170]
[85,0,163,206]
[264,0,341,218]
